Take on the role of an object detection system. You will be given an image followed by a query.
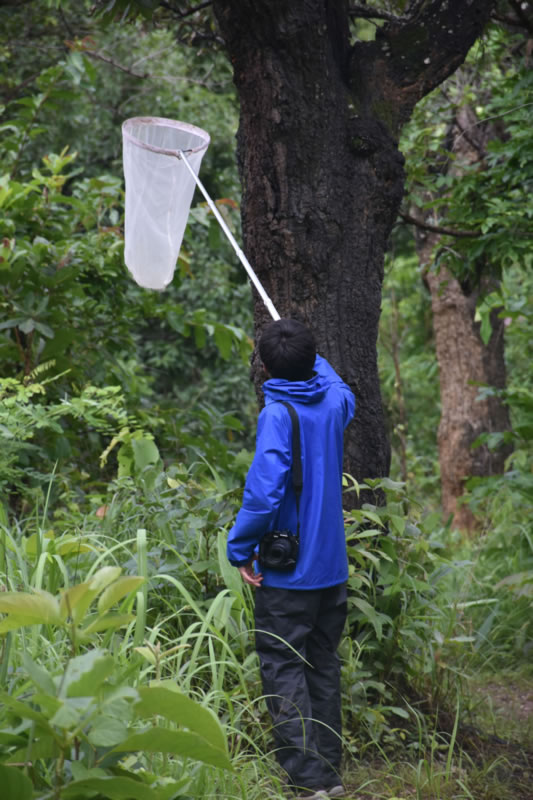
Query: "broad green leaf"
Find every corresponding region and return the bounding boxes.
[0,590,60,625]
[217,530,243,596]
[387,706,410,719]
[0,692,54,728]
[50,700,81,730]
[350,598,392,641]
[0,765,33,800]
[9,733,59,764]
[88,566,122,594]
[80,612,135,637]
[0,615,46,633]
[22,651,56,695]
[113,728,232,770]
[214,324,232,360]
[62,776,158,800]
[88,716,129,747]
[0,731,26,747]
[131,437,159,471]
[64,649,115,697]
[97,575,145,616]
[56,537,92,557]
[135,684,227,753]
[63,774,189,800]
[389,514,406,535]
[359,510,385,527]
[60,581,92,623]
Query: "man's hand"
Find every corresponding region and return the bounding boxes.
[238,560,263,587]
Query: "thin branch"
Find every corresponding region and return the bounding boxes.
[1,70,43,103]
[399,211,479,238]
[83,49,148,79]
[159,0,212,19]
[453,101,533,148]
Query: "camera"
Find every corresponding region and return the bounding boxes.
[258,530,299,571]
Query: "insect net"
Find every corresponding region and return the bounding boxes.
[122,117,210,290]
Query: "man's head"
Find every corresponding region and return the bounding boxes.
[259,318,316,381]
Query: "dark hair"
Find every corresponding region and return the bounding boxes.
[258,319,316,381]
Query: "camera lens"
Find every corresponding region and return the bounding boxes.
[269,543,286,564]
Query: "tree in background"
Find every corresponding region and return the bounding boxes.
[399,16,532,529]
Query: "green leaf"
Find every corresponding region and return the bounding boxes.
[349,598,392,641]
[0,590,60,625]
[62,776,158,800]
[49,700,81,730]
[131,437,160,471]
[9,733,59,764]
[389,514,406,535]
[79,612,135,637]
[135,684,227,753]
[360,509,385,527]
[97,575,145,616]
[22,651,56,695]
[214,324,233,360]
[88,566,123,594]
[33,321,54,338]
[193,323,206,349]
[217,530,243,596]
[0,765,33,800]
[88,716,129,747]
[60,581,93,623]
[0,691,54,728]
[113,727,232,770]
[63,649,115,698]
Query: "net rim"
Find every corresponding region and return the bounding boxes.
[122,116,210,158]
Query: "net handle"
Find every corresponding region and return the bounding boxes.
[177,150,280,322]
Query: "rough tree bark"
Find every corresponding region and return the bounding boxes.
[411,100,512,531]
[211,0,495,490]
[416,233,512,530]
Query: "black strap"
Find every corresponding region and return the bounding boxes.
[279,401,303,537]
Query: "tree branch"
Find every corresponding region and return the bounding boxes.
[83,49,148,79]
[399,211,479,239]
[350,0,497,134]
[159,0,212,19]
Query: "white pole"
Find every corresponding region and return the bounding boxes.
[177,150,280,321]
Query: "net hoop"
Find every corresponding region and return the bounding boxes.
[122,116,210,159]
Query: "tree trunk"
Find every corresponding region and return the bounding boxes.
[212,0,495,493]
[417,233,512,531]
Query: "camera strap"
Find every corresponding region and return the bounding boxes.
[279,401,303,539]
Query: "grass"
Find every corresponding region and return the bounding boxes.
[0,474,532,799]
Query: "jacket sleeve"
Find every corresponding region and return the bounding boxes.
[227,406,292,566]
[314,354,356,428]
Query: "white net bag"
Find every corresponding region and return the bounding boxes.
[122,117,210,290]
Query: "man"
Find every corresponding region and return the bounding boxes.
[227,319,355,799]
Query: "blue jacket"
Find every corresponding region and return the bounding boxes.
[227,355,355,589]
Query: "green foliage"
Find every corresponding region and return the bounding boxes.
[0,372,136,502]
[379,250,440,504]
[0,50,255,504]
[400,26,533,290]
[0,620,231,795]
[1,6,532,799]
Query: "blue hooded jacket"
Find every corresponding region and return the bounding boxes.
[227,355,355,589]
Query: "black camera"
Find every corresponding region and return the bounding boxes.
[258,530,299,571]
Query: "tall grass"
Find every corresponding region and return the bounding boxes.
[0,467,531,798]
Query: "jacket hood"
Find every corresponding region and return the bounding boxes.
[263,372,328,405]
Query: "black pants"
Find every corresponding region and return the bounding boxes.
[254,583,347,791]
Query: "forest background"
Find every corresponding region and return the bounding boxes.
[0,1,532,799]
